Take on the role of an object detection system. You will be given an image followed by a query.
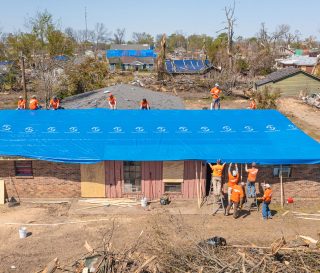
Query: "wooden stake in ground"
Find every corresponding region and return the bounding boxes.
[41,258,58,273]
[280,164,284,208]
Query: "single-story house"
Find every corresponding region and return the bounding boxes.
[254,67,320,96]
[107,44,156,71]
[0,110,319,202]
[276,55,318,73]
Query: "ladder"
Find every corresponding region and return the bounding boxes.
[212,195,226,215]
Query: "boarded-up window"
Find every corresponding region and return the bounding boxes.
[163,161,184,183]
[164,182,182,193]
[124,161,141,192]
[14,161,33,177]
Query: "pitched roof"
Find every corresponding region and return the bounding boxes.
[279,55,318,66]
[255,67,320,86]
[110,44,150,50]
[108,56,154,65]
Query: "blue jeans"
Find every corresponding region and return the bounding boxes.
[247,181,256,197]
[262,202,272,219]
[212,98,220,110]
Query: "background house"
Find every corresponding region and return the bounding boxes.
[255,67,320,96]
[106,44,156,71]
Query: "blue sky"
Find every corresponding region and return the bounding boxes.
[0,0,319,40]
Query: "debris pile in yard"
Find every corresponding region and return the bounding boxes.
[301,93,320,108]
[78,198,141,209]
[37,216,320,273]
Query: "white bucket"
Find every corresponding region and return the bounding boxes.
[19,227,27,239]
[141,197,148,208]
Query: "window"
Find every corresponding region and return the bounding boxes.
[123,161,141,193]
[273,166,291,178]
[164,183,182,193]
[14,161,33,177]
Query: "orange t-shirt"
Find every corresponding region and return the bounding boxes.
[211,164,225,177]
[231,184,244,203]
[210,87,221,99]
[18,99,26,109]
[228,172,239,187]
[250,101,257,109]
[108,97,116,105]
[247,167,258,182]
[50,99,60,109]
[29,98,39,110]
[140,101,149,108]
[263,188,272,203]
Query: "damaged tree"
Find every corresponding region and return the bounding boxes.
[156,34,167,81]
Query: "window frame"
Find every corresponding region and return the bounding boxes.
[123,161,142,193]
[164,182,182,193]
[273,166,292,178]
[14,160,33,178]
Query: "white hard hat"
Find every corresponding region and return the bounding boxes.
[215,83,219,87]
[264,183,271,188]
[240,182,245,186]
[19,96,23,99]
[103,90,111,94]
[232,170,238,176]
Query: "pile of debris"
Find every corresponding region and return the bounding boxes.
[301,93,320,108]
[77,198,141,210]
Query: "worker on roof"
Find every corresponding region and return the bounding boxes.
[248,98,257,109]
[257,184,273,220]
[210,83,222,110]
[208,159,226,203]
[49,96,63,110]
[225,181,244,218]
[227,163,239,204]
[140,98,150,110]
[107,94,117,110]
[245,162,259,199]
[29,95,41,110]
[17,96,26,110]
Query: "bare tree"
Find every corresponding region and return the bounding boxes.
[132,32,154,45]
[93,23,111,49]
[224,2,236,69]
[113,28,126,44]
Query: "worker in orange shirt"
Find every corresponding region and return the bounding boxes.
[245,162,259,198]
[29,95,41,110]
[17,96,26,110]
[49,96,62,110]
[140,98,150,110]
[208,159,226,202]
[225,182,244,218]
[210,83,222,110]
[257,184,273,220]
[248,98,257,109]
[108,94,117,110]
[227,163,239,204]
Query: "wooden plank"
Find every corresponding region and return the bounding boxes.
[81,162,106,198]
[163,161,184,182]
[0,180,5,204]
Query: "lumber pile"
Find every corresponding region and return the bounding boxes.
[78,198,140,208]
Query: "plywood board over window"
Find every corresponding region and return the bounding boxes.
[163,161,184,183]
[81,162,106,197]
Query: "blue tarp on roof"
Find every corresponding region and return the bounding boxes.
[107,50,156,58]
[165,59,213,74]
[0,109,319,164]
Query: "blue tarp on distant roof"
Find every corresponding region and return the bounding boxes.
[107,50,156,58]
[165,59,213,74]
[0,109,319,164]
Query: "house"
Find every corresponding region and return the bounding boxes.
[276,55,319,73]
[0,110,319,202]
[106,44,156,71]
[255,67,320,96]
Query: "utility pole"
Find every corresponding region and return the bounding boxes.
[85,6,88,42]
[20,52,27,101]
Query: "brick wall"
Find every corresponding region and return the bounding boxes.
[0,160,81,198]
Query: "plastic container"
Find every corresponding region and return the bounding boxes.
[287,197,294,204]
[19,227,27,239]
[141,197,148,208]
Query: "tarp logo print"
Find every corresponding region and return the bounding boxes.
[1,124,11,131]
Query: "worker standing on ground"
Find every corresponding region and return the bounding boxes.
[107,94,117,110]
[17,96,26,110]
[245,163,259,198]
[29,95,41,110]
[210,83,222,110]
[248,98,257,109]
[257,184,273,220]
[208,159,226,202]
[225,181,244,218]
[49,96,62,110]
[140,98,150,110]
[227,163,239,204]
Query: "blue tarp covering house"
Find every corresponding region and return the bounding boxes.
[0,109,319,164]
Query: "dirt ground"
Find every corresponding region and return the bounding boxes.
[0,199,319,273]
